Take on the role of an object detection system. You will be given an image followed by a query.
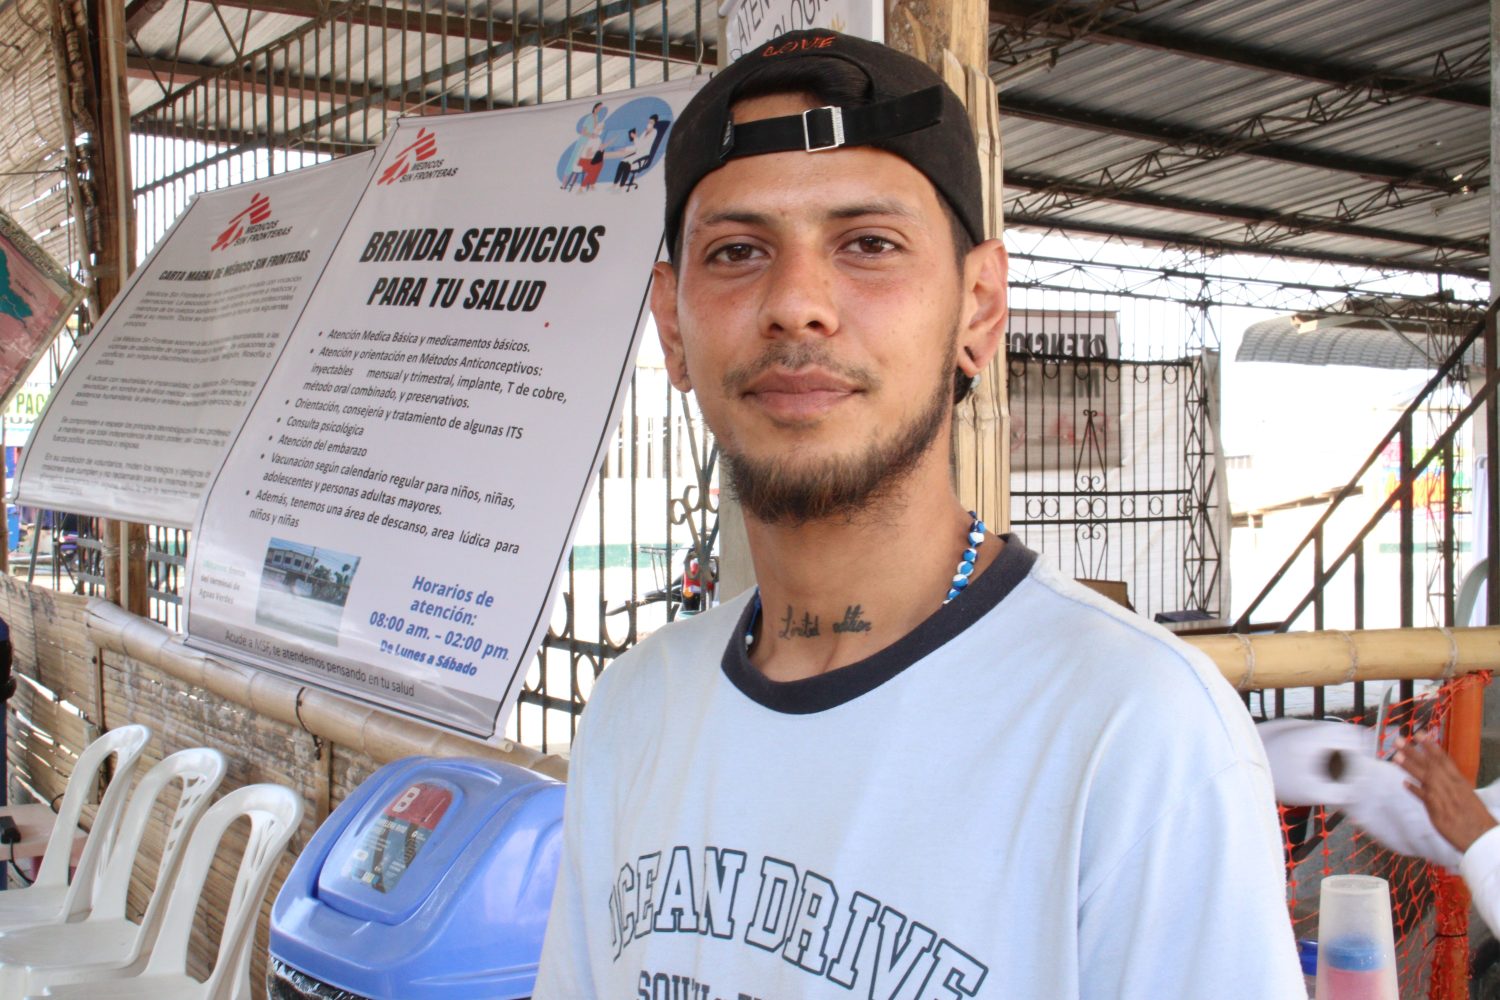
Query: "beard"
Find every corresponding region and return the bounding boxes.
[721,338,956,526]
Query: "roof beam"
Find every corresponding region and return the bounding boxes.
[999,94,1469,193]
[128,53,364,100]
[1003,213,1487,280]
[990,0,1487,108]
[126,53,468,115]
[190,0,705,64]
[1003,170,1486,255]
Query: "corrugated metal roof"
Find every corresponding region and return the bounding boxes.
[0,0,1488,280]
[992,0,1488,276]
[124,0,704,155]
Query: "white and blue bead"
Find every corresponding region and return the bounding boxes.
[944,512,985,604]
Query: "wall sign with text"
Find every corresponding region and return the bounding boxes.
[185,80,701,740]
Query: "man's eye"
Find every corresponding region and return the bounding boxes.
[850,235,897,254]
[709,243,761,263]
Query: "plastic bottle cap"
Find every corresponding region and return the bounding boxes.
[1297,939,1319,976]
[1325,934,1386,972]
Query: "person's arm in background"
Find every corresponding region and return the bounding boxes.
[1396,735,1500,935]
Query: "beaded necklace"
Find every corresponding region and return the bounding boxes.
[945,511,986,603]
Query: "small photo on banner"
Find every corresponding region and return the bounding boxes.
[255,539,363,645]
[0,211,83,414]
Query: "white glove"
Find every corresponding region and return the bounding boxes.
[1256,718,1371,809]
[1342,756,1463,868]
[1256,717,1466,867]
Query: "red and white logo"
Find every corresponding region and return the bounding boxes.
[383,782,454,830]
[211,192,271,251]
[378,128,438,185]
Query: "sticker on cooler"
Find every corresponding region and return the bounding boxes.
[343,782,455,893]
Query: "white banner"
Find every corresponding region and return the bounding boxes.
[14,153,375,527]
[186,79,701,740]
[719,0,883,61]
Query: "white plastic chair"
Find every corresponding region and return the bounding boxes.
[0,747,225,995]
[24,784,305,1000]
[1456,557,1489,628]
[0,723,150,930]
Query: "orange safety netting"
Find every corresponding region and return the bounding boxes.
[1277,673,1489,1000]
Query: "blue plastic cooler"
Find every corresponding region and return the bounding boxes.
[268,756,564,999]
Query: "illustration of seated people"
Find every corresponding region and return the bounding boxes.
[599,130,640,189]
[554,98,672,194]
[560,102,607,192]
[612,114,670,190]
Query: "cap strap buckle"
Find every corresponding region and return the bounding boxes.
[801,105,845,152]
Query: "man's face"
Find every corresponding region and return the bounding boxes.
[652,92,1005,524]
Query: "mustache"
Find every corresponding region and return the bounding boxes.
[721,343,880,395]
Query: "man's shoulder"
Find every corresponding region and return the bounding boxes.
[1010,561,1209,665]
[1000,560,1258,755]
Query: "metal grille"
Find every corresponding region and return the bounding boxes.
[517,367,716,749]
[1003,256,1225,622]
[126,0,710,234]
[1004,230,1488,628]
[1007,352,1221,620]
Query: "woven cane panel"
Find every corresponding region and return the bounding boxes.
[0,580,96,815]
[0,0,80,270]
[103,649,324,987]
[330,744,381,803]
[0,577,97,713]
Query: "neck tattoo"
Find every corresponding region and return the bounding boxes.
[743,512,986,646]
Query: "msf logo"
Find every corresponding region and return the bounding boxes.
[211,192,270,251]
[379,128,438,185]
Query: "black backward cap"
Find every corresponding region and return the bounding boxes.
[663,30,985,255]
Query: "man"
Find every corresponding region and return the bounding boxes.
[607,129,641,187]
[536,30,1302,998]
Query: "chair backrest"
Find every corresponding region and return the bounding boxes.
[140,783,305,996]
[633,122,670,169]
[35,724,151,907]
[1456,557,1490,628]
[646,121,669,161]
[79,747,226,941]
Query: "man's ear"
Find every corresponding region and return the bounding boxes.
[956,240,1009,376]
[650,261,692,392]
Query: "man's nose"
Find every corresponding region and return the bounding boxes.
[756,245,839,340]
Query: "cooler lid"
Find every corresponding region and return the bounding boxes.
[313,757,535,925]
